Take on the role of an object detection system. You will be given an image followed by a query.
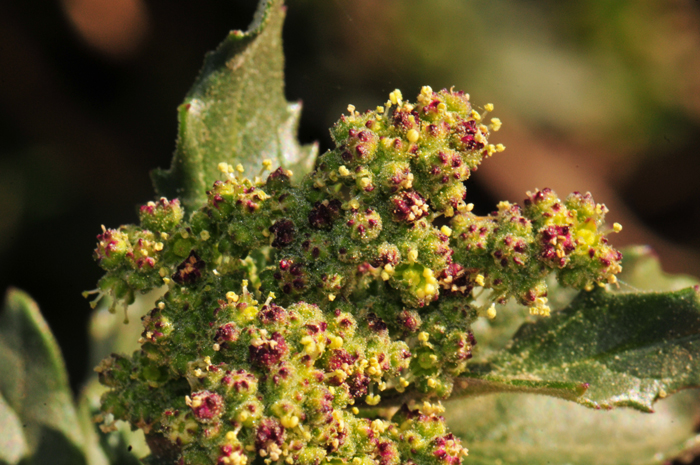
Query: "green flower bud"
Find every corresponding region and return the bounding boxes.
[94,227,130,270]
[139,197,184,232]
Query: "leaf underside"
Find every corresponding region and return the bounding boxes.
[458,286,700,412]
[445,390,700,465]
[151,0,317,212]
[0,289,88,465]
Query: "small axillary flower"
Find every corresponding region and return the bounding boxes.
[90,87,622,465]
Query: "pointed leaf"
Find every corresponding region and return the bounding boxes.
[0,288,87,464]
[152,0,317,211]
[458,287,700,411]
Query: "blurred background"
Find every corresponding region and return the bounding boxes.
[1,0,700,395]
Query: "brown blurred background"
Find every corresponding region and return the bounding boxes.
[1,0,699,394]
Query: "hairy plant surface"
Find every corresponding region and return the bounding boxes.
[90,75,628,464]
[4,1,700,465]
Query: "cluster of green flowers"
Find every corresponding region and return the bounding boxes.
[97,281,464,465]
[91,87,622,465]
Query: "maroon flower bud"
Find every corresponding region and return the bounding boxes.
[258,303,288,325]
[188,390,223,423]
[249,332,288,367]
[391,191,429,223]
[139,197,184,232]
[255,418,285,451]
[215,323,240,346]
[397,310,421,333]
[94,228,130,270]
[269,219,296,248]
[308,200,342,230]
[367,313,388,333]
[172,251,205,285]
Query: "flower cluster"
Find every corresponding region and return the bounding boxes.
[92,87,622,465]
[97,282,466,465]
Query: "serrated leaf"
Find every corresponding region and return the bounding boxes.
[0,288,87,465]
[459,287,700,411]
[445,390,700,465]
[151,0,317,211]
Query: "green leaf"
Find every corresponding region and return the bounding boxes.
[459,287,700,412]
[139,454,176,465]
[77,292,160,465]
[445,389,700,465]
[0,288,87,465]
[468,246,697,365]
[0,392,27,464]
[151,0,318,211]
[618,245,699,292]
[470,274,578,364]
[445,250,700,464]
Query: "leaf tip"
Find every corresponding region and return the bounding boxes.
[5,286,24,300]
[3,287,38,315]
